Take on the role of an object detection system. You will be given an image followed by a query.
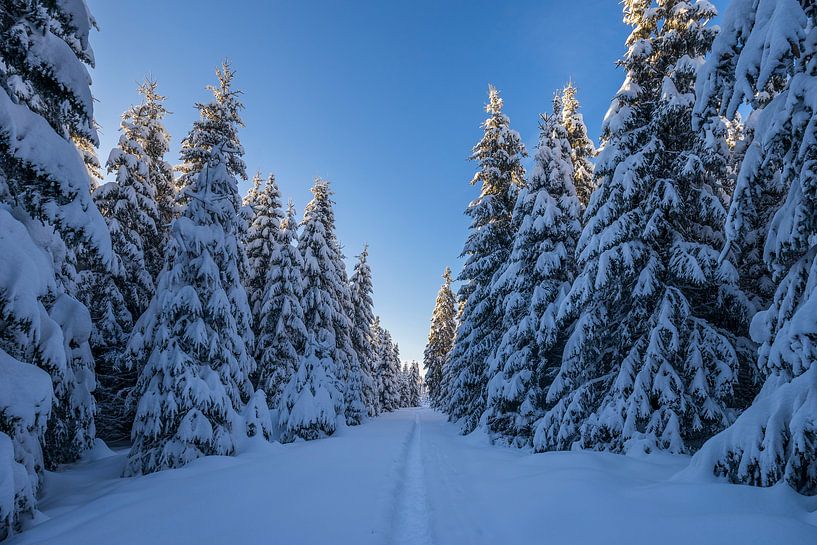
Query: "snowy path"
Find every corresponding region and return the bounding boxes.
[9,408,817,545]
[389,413,434,545]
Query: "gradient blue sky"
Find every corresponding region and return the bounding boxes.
[86,0,724,364]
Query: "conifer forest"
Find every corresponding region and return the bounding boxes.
[2,1,817,544]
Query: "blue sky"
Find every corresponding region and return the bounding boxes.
[86,0,723,364]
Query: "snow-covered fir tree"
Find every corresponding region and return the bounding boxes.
[539,0,748,455]
[256,201,307,412]
[370,316,387,407]
[79,79,176,443]
[422,267,457,409]
[560,83,596,209]
[278,332,339,442]
[408,361,422,407]
[378,328,402,412]
[484,95,581,448]
[0,0,115,532]
[123,143,258,476]
[446,85,527,433]
[131,79,176,270]
[686,0,817,495]
[177,62,247,195]
[0,0,118,478]
[243,172,284,329]
[296,180,357,431]
[299,179,367,426]
[349,245,380,416]
[398,363,411,407]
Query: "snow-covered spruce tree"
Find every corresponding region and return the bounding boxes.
[256,201,307,412]
[378,329,402,412]
[79,79,176,444]
[278,332,339,442]
[485,95,581,448]
[295,180,351,432]
[0,0,117,477]
[402,364,413,407]
[299,179,367,425]
[560,83,596,209]
[422,267,457,409]
[370,316,386,405]
[538,0,748,455]
[446,85,527,433]
[123,144,258,476]
[177,62,247,196]
[349,245,380,416]
[408,361,422,407]
[131,79,176,273]
[244,172,284,329]
[685,0,817,495]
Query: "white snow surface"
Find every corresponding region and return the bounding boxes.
[8,408,817,545]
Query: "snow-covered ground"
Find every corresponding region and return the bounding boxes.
[9,408,817,545]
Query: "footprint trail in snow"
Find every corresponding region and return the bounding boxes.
[390,413,435,545]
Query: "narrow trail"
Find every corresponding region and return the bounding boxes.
[390,412,435,545]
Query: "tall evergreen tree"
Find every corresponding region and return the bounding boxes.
[256,201,307,411]
[349,245,380,416]
[484,95,581,448]
[289,180,351,437]
[79,79,175,444]
[687,0,817,495]
[299,179,367,426]
[560,83,596,209]
[378,329,402,412]
[422,267,457,409]
[134,80,176,270]
[540,0,746,455]
[123,143,257,476]
[0,0,116,486]
[371,316,387,406]
[177,62,247,195]
[408,361,422,407]
[244,172,284,329]
[446,86,527,433]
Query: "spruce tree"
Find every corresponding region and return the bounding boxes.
[560,83,596,209]
[256,202,307,411]
[378,329,402,412]
[244,172,284,329]
[408,361,422,407]
[0,0,116,483]
[134,79,176,271]
[446,86,527,433]
[687,0,817,494]
[422,267,457,409]
[177,62,247,196]
[299,179,367,426]
[296,180,350,431]
[484,95,581,448]
[349,245,380,416]
[123,144,257,476]
[278,332,339,442]
[399,363,411,408]
[540,0,746,455]
[371,316,386,406]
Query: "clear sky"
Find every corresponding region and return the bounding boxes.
[85,0,724,365]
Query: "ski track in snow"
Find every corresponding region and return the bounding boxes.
[389,412,435,545]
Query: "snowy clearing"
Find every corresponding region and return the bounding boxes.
[9,408,817,545]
